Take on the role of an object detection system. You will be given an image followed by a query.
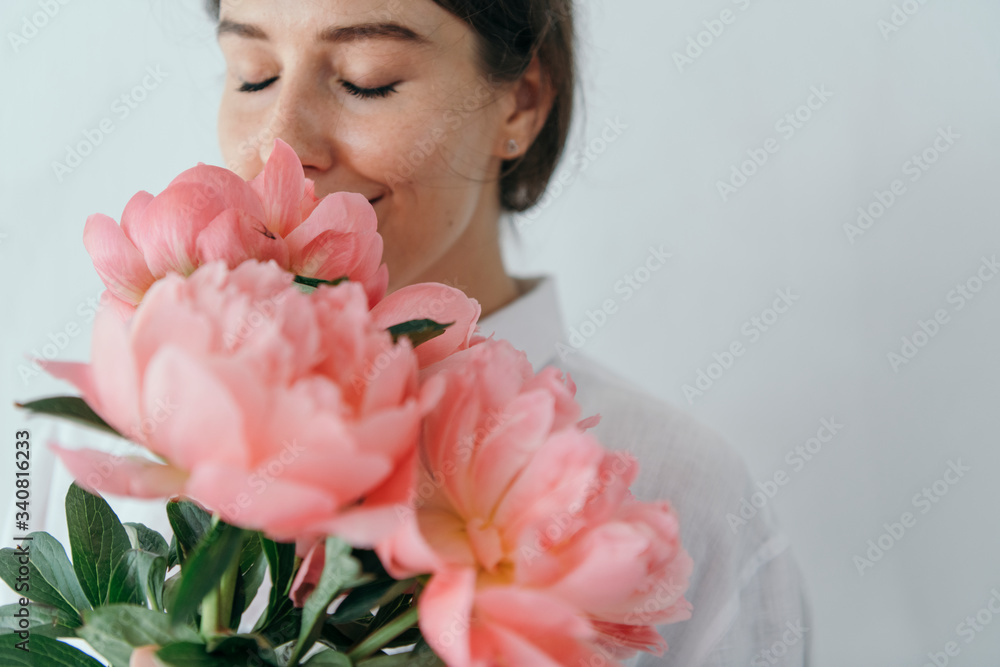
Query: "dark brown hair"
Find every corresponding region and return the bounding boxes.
[206,0,576,212]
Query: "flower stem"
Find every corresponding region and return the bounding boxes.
[199,519,242,638]
[346,606,420,661]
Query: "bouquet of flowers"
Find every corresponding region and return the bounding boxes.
[1,141,693,667]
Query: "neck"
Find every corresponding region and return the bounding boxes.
[405,194,522,319]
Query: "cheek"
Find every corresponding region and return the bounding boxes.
[217,92,271,179]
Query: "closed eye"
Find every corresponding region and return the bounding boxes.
[341,80,399,99]
[237,76,279,93]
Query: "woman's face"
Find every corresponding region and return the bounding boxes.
[216,0,512,291]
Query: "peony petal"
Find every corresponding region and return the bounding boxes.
[290,230,359,281]
[195,209,291,270]
[365,263,389,308]
[471,588,596,667]
[592,621,668,658]
[83,213,156,305]
[285,192,377,278]
[468,390,555,520]
[375,510,443,579]
[40,361,100,412]
[370,283,481,368]
[89,302,143,438]
[129,644,165,667]
[249,139,307,237]
[418,567,476,667]
[495,430,607,554]
[51,444,186,499]
[119,191,154,246]
[289,540,326,608]
[139,346,249,469]
[314,446,421,547]
[185,463,338,540]
[133,169,264,277]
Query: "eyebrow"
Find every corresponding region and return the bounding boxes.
[217,19,430,46]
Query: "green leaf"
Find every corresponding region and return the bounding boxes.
[386,319,453,348]
[350,550,389,580]
[15,396,120,436]
[0,532,92,617]
[357,639,442,667]
[321,619,370,651]
[260,607,302,648]
[170,521,245,626]
[287,537,362,666]
[369,594,413,634]
[205,634,281,664]
[78,604,201,667]
[65,483,131,608]
[155,636,282,666]
[156,642,236,666]
[162,571,182,613]
[166,500,212,565]
[356,654,420,667]
[328,579,412,624]
[0,632,105,666]
[167,534,181,569]
[251,539,297,636]
[232,533,267,625]
[0,602,80,638]
[107,549,167,610]
[294,275,348,291]
[123,523,170,559]
[304,649,353,665]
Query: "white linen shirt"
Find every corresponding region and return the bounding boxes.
[3,274,812,666]
[475,275,813,667]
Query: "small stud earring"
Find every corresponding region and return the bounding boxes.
[506,138,519,155]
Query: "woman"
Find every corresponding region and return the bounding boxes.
[209,1,811,665]
[2,1,808,664]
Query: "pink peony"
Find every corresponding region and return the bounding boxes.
[44,259,479,546]
[84,139,388,311]
[129,645,164,667]
[376,339,693,666]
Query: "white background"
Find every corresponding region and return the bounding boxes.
[1,1,999,665]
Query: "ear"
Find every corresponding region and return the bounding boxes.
[494,54,556,159]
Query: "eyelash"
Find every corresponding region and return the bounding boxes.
[236,76,398,99]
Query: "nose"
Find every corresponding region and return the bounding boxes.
[256,76,336,175]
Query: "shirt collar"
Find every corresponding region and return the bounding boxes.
[475,275,566,372]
